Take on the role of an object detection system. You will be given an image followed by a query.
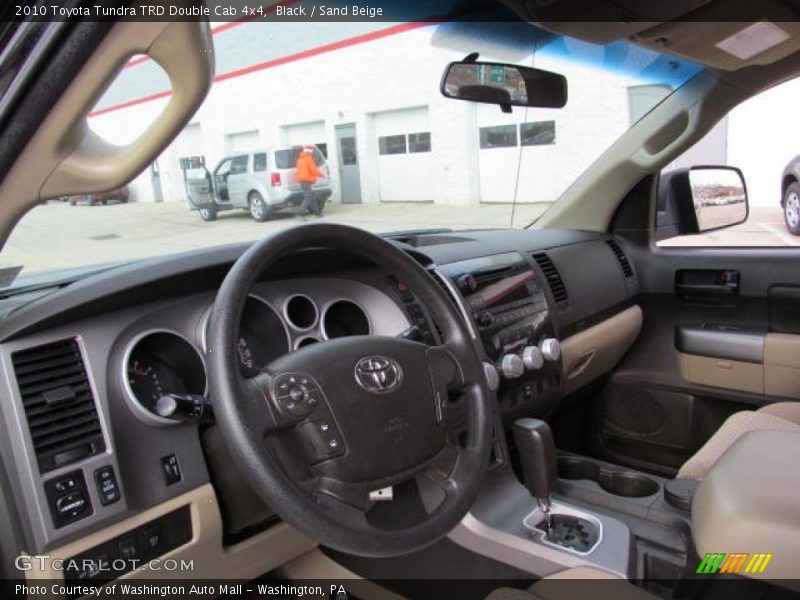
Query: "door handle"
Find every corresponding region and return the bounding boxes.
[675,269,739,299]
[675,283,738,296]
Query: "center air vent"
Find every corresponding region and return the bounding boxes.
[12,339,105,474]
[532,252,569,305]
[607,240,634,279]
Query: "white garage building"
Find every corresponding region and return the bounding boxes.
[86,19,793,211]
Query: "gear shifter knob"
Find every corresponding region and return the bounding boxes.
[513,418,557,502]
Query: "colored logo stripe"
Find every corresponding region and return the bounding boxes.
[697,553,773,574]
[745,553,773,574]
[719,553,748,573]
[697,553,726,574]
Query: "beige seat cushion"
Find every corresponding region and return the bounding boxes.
[758,401,800,424]
[677,403,800,480]
[692,430,800,588]
[486,567,656,600]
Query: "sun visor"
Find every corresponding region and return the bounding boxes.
[507,0,800,71]
[508,0,713,44]
[632,0,800,71]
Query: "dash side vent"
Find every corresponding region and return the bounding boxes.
[532,253,569,305]
[12,339,104,474]
[607,240,634,279]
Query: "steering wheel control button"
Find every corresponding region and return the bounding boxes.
[275,373,320,419]
[160,454,182,486]
[94,466,121,506]
[300,420,345,462]
[45,470,93,528]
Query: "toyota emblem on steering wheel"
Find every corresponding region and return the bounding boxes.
[354,355,403,394]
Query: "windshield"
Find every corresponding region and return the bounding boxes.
[0,17,702,285]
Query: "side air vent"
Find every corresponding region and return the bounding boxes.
[12,339,105,474]
[607,240,634,279]
[532,253,569,305]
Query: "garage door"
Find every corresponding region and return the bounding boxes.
[225,130,260,153]
[283,121,327,157]
[375,106,433,202]
[176,123,204,157]
[477,113,557,203]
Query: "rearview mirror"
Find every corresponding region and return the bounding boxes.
[441,60,567,111]
[656,166,748,240]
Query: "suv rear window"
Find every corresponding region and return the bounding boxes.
[274,147,325,169]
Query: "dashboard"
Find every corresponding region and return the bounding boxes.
[117,278,408,428]
[0,228,640,582]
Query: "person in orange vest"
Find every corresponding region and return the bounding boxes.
[295,145,324,217]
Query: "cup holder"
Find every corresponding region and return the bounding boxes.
[557,456,599,481]
[557,455,659,498]
[599,471,660,498]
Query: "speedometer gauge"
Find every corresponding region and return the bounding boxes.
[123,330,207,425]
[127,360,166,411]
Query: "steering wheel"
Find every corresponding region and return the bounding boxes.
[208,224,493,557]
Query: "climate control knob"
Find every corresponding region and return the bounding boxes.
[539,338,561,362]
[498,354,525,379]
[522,345,545,370]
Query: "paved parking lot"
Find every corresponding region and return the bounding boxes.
[1,201,794,276]
[658,206,798,247]
[1,200,551,275]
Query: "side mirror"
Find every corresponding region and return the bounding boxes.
[441,59,567,112]
[656,166,748,241]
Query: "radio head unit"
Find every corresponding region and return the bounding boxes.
[438,252,551,358]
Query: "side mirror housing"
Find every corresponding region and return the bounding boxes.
[656,166,748,241]
[441,60,567,112]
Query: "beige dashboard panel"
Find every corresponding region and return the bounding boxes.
[764,333,800,399]
[560,305,642,394]
[24,484,315,584]
[677,352,764,394]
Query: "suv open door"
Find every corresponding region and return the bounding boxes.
[182,158,218,221]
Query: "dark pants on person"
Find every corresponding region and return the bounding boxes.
[297,182,320,216]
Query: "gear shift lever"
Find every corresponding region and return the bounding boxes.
[513,418,557,528]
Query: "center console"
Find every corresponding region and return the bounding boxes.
[428,252,694,586]
[438,252,562,420]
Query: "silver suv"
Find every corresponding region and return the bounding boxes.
[184,145,332,222]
